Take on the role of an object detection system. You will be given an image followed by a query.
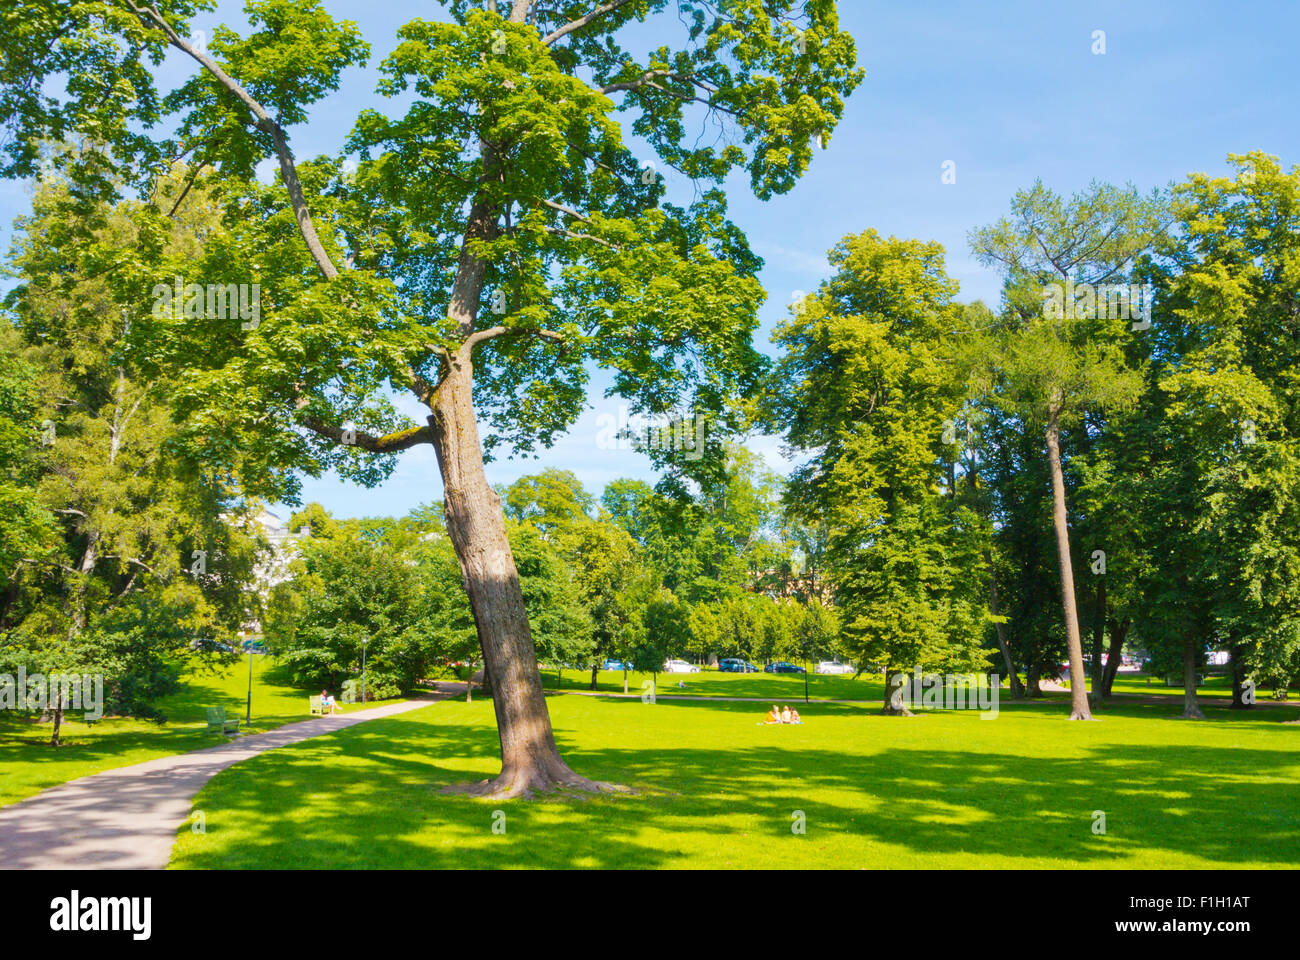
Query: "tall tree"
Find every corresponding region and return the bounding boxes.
[2,179,261,744]
[2,1,862,794]
[970,181,1165,719]
[1136,153,1300,719]
[768,230,994,714]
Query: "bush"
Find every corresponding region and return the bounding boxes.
[341,676,401,703]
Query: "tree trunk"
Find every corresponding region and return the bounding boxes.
[431,356,618,798]
[622,667,629,696]
[1228,640,1252,710]
[590,663,599,690]
[986,553,1025,699]
[1100,617,1128,698]
[1026,663,1044,698]
[1044,413,1093,720]
[1088,578,1105,706]
[1182,637,1204,719]
[881,668,915,716]
[50,702,64,747]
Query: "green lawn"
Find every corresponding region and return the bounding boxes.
[542,666,885,700]
[0,656,401,808]
[545,665,1295,707]
[169,691,1300,869]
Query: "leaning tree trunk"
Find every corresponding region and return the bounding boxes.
[431,355,616,798]
[1182,637,1204,719]
[1045,413,1093,720]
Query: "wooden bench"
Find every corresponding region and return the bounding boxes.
[309,695,328,716]
[205,706,239,735]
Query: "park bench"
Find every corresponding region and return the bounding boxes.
[309,695,328,716]
[205,706,240,735]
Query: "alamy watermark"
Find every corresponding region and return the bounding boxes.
[1041,281,1153,331]
[890,669,1001,717]
[0,667,104,720]
[151,276,261,330]
[596,405,708,461]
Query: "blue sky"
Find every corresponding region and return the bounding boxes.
[3,1,1296,520]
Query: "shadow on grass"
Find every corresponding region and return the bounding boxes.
[173,698,1300,870]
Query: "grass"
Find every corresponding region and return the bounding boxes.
[545,665,1297,707]
[0,656,401,809]
[541,666,885,701]
[170,690,1300,870]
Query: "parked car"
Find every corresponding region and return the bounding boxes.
[719,658,761,673]
[816,660,853,675]
[764,661,806,674]
[603,658,633,671]
[663,659,700,674]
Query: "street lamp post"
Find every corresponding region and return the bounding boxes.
[245,636,253,726]
[361,638,367,707]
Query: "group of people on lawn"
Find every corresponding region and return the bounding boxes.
[763,704,802,724]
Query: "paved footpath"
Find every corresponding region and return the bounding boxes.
[0,690,456,870]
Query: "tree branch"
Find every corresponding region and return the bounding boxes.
[298,416,434,453]
[124,1,340,280]
[461,325,567,352]
[541,0,637,45]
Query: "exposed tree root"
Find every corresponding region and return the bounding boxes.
[442,764,632,800]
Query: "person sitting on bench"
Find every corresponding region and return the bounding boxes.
[320,690,341,715]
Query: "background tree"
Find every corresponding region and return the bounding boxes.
[969,181,1165,719]
[769,230,995,714]
[1133,153,1300,719]
[1,177,262,744]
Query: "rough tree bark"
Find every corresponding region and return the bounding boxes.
[431,352,620,798]
[1044,410,1094,720]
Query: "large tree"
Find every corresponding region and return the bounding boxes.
[1,179,262,744]
[2,1,862,794]
[768,230,995,714]
[969,181,1165,719]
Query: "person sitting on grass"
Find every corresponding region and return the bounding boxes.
[789,707,803,724]
[765,705,781,724]
[781,705,794,723]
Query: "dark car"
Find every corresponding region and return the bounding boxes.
[719,658,760,673]
[764,661,806,674]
